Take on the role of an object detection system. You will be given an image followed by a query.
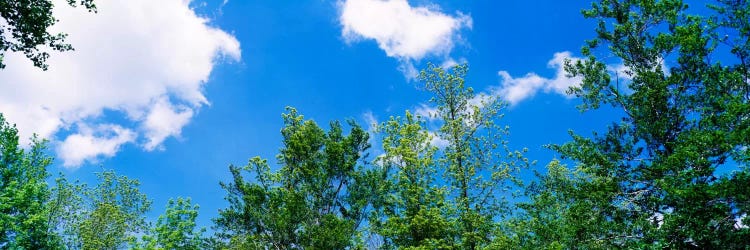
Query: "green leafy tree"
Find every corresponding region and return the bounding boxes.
[48,174,87,249]
[372,111,457,249]
[519,0,750,248]
[132,197,205,250]
[75,169,152,250]
[0,0,96,69]
[213,107,379,249]
[0,114,60,249]
[418,64,530,249]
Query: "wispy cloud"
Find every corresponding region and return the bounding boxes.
[493,51,582,106]
[362,111,379,133]
[493,51,673,106]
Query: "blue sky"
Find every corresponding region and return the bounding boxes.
[0,0,630,229]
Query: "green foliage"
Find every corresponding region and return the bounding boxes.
[419,64,530,249]
[500,160,588,249]
[48,169,155,250]
[371,111,457,249]
[511,0,750,248]
[132,197,205,250]
[71,169,152,250]
[0,113,154,250]
[48,174,87,249]
[213,107,379,249]
[0,114,60,249]
[0,0,96,70]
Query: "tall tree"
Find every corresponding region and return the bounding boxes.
[372,111,457,249]
[418,64,530,249]
[521,0,750,248]
[0,114,60,249]
[213,107,378,249]
[0,0,96,69]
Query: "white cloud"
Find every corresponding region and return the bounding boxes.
[57,124,136,167]
[414,103,439,121]
[142,97,195,151]
[494,51,582,106]
[339,0,471,76]
[493,52,676,106]
[427,131,449,149]
[494,71,548,105]
[439,57,467,70]
[0,0,240,167]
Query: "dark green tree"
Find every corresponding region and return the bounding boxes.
[213,107,379,249]
[0,0,96,69]
[515,0,750,248]
[0,114,60,249]
[497,160,582,250]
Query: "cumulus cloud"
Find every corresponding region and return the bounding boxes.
[142,98,195,151]
[339,0,471,76]
[493,51,582,106]
[0,0,240,168]
[57,124,136,167]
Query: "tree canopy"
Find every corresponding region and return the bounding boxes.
[508,0,750,248]
[213,107,378,249]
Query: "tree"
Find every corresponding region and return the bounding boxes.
[213,107,379,249]
[48,174,87,249]
[0,113,152,250]
[371,111,457,249]
[0,114,60,248]
[498,160,584,250]
[526,0,750,248]
[418,64,530,249]
[0,0,96,70]
[75,169,152,250]
[132,197,205,250]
